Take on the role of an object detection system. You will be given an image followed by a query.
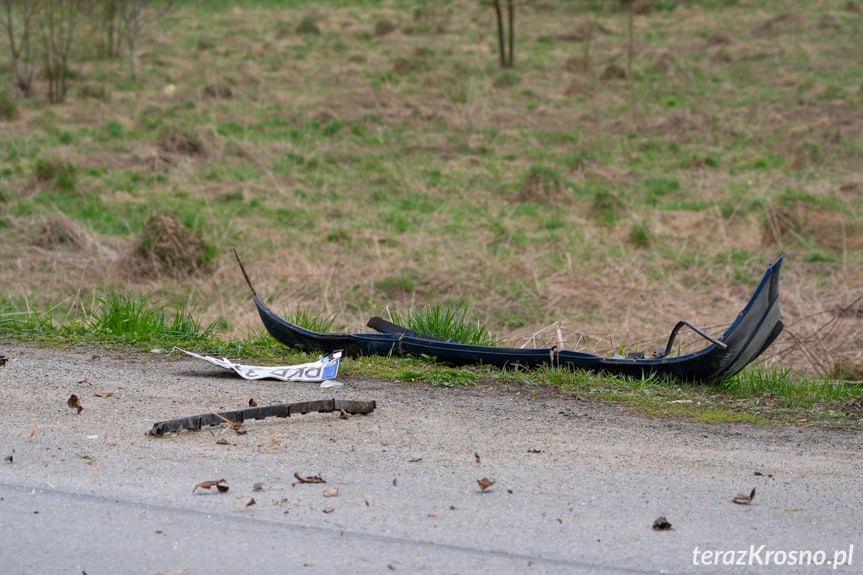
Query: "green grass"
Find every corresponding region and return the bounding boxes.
[388,303,500,346]
[0,0,861,419]
[1,292,860,426]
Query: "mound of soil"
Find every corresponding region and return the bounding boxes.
[128,213,208,279]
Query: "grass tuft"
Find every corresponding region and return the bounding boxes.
[389,303,500,346]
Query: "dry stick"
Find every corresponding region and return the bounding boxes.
[232,248,257,297]
[519,321,560,349]
[63,258,92,325]
[758,296,862,370]
[784,328,829,375]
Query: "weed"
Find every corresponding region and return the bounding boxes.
[0,93,18,121]
[388,303,500,346]
[34,158,76,191]
[295,16,320,35]
[283,306,336,333]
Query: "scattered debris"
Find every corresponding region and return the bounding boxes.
[409,457,422,463]
[193,479,228,493]
[477,478,495,492]
[323,488,339,498]
[322,508,334,514]
[733,488,756,505]
[474,452,481,464]
[215,439,229,445]
[28,426,37,439]
[294,472,325,484]
[248,398,258,407]
[392,478,397,487]
[253,482,265,491]
[4,456,12,463]
[176,348,343,386]
[94,391,113,398]
[67,394,83,414]
[339,409,350,420]
[0,355,7,366]
[147,398,376,436]
[653,516,673,531]
[246,498,256,507]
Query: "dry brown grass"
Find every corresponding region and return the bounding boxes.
[0,0,861,379]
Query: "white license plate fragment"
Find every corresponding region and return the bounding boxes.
[175,347,343,387]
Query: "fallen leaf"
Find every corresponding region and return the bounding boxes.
[4,455,12,463]
[652,516,672,531]
[733,487,756,505]
[474,452,481,464]
[215,439,228,445]
[323,488,339,497]
[67,394,83,414]
[249,398,258,407]
[28,426,37,439]
[216,484,230,493]
[797,418,808,423]
[427,513,436,518]
[234,426,248,435]
[294,472,325,484]
[88,459,99,470]
[256,439,280,453]
[477,477,495,492]
[94,391,113,398]
[322,508,334,514]
[193,479,227,493]
[246,498,256,507]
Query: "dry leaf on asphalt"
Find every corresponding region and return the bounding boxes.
[294,472,325,484]
[248,398,258,407]
[323,488,339,497]
[94,391,113,398]
[246,498,256,507]
[477,477,495,492]
[67,394,83,414]
[215,439,228,445]
[733,487,756,504]
[652,516,673,531]
[4,455,12,463]
[256,439,280,453]
[193,479,227,493]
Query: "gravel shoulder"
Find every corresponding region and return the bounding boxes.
[1,342,861,574]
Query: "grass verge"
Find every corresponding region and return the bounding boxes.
[1,292,860,428]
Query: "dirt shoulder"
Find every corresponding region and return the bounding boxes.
[1,342,861,573]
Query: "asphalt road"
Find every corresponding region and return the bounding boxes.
[1,342,861,574]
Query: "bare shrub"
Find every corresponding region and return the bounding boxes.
[0,0,38,96]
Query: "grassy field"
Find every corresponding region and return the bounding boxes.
[1,0,862,421]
